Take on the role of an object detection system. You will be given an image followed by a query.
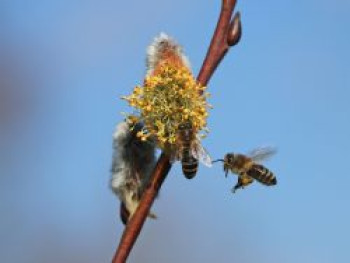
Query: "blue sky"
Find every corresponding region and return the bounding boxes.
[1,1,350,262]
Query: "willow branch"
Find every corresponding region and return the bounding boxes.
[112,153,171,263]
[112,1,241,262]
[197,0,241,87]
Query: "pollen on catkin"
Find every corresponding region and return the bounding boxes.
[122,62,211,149]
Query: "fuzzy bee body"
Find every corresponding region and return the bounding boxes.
[215,147,277,192]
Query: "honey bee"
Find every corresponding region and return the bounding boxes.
[172,121,212,179]
[213,147,277,193]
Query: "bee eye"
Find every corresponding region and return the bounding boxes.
[224,154,232,163]
[228,154,235,162]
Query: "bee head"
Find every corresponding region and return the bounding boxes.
[224,153,235,165]
[178,121,192,130]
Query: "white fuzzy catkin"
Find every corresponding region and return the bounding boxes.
[146,32,191,76]
[111,121,156,222]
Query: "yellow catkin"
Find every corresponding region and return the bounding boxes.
[122,62,211,149]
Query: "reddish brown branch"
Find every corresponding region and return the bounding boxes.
[112,153,171,263]
[112,1,241,262]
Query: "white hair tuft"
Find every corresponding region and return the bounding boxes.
[146,32,191,76]
[110,120,157,223]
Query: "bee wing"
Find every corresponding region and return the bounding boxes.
[191,141,212,167]
[248,146,277,162]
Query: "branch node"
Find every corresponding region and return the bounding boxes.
[227,12,242,47]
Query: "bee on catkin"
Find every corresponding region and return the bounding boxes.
[213,147,277,193]
[172,121,212,179]
[110,120,157,224]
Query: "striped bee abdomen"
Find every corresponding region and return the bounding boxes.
[177,121,199,179]
[247,164,277,185]
[181,148,198,179]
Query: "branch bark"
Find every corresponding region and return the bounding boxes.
[112,1,241,262]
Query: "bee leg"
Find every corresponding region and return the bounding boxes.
[231,186,239,193]
[231,179,243,193]
[148,212,158,220]
[231,184,239,193]
[224,166,229,177]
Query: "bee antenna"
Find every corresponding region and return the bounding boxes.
[212,159,225,163]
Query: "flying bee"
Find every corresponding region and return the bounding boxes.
[213,147,277,193]
[110,120,157,224]
[171,121,212,179]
